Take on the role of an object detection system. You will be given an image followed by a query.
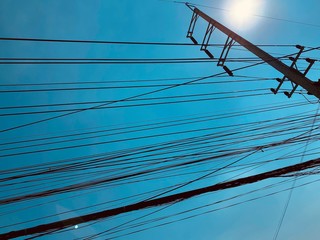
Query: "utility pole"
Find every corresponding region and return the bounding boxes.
[1,157,320,239]
[185,4,320,99]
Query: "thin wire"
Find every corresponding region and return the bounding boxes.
[2,121,317,205]
[273,104,320,239]
[0,60,219,65]
[3,99,303,154]
[0,57,266,61]
[2,123,320,237]
[0,60,269,134]
[105,177,320,240]
[0,90,271,117]
[82,149,259,240]
[0,100,308,147]
[0,76,273,87]
[0,79,273,94]
[0,37,298,47]
[173,1,320,28]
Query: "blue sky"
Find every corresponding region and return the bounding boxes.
[1,0,320,239]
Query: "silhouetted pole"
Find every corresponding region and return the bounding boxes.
[2,157,320,239]
[186,5,320,99]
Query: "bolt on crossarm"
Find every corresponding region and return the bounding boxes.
[185,3,320,99]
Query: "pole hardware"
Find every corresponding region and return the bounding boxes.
[200,22,216,59]
[185,4,320,99]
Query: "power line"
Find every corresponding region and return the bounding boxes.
[102,176,320,240]
[0,37,299,47]
[0,89,271,117]
[0,75,272,87]
[1,1,318,238]
[0,60,218,65]
[0,79,273,94]
[0,100,308,147]
[170,1,320,28]
[0,59,269,134]
[1,116,318,234]
[0,57,267,61]
[2,157,320,239]
[0,58,269,65]
[1,120,317,204]
[273,105,320,240]
[3,138,320,232]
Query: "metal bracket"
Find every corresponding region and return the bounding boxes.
[217,36,235,66]
[284,58,316,98]
[187,11,199,45]
[200,22,216,59]
[270,45,305,96]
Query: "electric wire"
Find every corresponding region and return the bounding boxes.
[171,1,320,28]
[2,117,319,206]
[0,59,272,134]
[0,37,300,47]
[273,105,320,239]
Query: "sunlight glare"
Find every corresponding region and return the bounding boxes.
[224,0,265,30]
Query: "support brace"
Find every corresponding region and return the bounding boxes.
[217,36,235,66]
[200,22,215,59]
[284,58,316,98]
[270,45,304,95]
[186,11,199,45]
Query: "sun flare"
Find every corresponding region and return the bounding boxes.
[224,0,264,30]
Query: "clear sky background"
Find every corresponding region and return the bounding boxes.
[1,0,320,239]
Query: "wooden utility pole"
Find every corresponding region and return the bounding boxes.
[186,4,320,99]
